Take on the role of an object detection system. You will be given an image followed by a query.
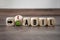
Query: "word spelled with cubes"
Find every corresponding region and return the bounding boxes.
[6,15,56,27]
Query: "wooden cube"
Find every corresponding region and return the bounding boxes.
[47,17,56,26]
[39,17,47,26]
[14,15,23,26]
[6,17,14,26]
[31,17,38,26]
[23,17,31,26]
[14,15,23,22]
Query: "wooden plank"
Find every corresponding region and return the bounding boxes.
[0,9,60,16]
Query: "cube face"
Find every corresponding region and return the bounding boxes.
[47,17,55,26]
[14,15,23,22]
[6,17,14,26]
[14,15,23,26]
[15,21,22,26]
[31,17,38,26]
[23,17,31,26]
[39,17,47,26]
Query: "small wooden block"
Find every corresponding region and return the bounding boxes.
[23,17,31,26]
[14,15,23,22]
[39,17,47,26]
[14,15,23,26]
[6,17,14,26]
[31,17,38,26]
[47,17,55,26]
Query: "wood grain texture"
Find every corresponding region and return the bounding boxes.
[0,9,60,16]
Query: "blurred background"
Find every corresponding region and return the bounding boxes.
[0,0,60,9]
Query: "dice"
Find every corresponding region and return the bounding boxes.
[39,17,47,26]
[6,15,56,27]
[14,15,23,26]
[14,15,23,22]
[47,17,56,26]
[23,17,31,26]
[31,17,39,26]
[6,17,14,26]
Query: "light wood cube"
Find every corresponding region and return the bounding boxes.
[23,17,31,26]
[14,15,23,26]
[14,15,23,22]
[47,17,56,26]
[6,17,14,26]
[31,17,38,26]
[39,17,47,26]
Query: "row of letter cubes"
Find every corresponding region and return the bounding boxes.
[6,15,56,27]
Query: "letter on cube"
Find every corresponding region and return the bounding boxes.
[39,17,47,26]
[14,15,23,26]
[31,17,38,26]
[47,17,55,26]
[6,17,14,26]
[23,17,31,26]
